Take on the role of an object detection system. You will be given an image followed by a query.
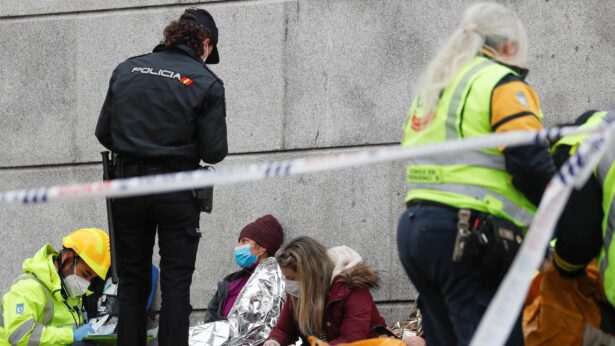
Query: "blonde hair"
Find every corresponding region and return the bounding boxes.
[418,2,529,113]
[276,236,334,337]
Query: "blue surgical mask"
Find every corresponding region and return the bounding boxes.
[234,244,258,268]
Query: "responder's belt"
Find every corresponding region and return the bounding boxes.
[407,198,484,233]
[407,199,522,283]
[406,199,461,214]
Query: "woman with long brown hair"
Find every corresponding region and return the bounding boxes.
[264,236,386,345]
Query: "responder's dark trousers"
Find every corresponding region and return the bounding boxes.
[397,203,523,346]
[115,190,201,346]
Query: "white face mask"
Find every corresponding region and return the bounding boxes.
[284,279,300,298]
[63,275,90,297]
[63,259,90,297]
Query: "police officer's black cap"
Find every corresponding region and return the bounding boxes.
[183,8,220,64]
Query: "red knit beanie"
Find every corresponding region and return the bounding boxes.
[239,214,284,256]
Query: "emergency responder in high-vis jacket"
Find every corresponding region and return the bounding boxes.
[0,228,111,346]
[396,3,556,345]
[523,110,615,344]
[550,110,612,281]
[94,7,228,346]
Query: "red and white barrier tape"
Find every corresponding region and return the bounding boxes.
[0,126,607,208]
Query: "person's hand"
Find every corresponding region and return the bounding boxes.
[403,335,426,346]
[263,340,281,346]
[73,324,95,342]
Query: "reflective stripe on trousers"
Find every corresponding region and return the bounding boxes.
[408,183,534,227]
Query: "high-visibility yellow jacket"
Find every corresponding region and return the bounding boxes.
[0,245,85,345]
[402,55,545,228]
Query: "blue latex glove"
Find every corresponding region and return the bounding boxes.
[73,324,94,342]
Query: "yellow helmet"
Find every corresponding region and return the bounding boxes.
[63,228,111,279]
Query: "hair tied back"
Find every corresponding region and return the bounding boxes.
[463,23,479,33]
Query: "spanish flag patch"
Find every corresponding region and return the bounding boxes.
[180,77,193,86]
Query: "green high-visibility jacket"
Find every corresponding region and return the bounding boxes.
[402,56,540,228]
[0,245,85,345]
[554,110,615,306]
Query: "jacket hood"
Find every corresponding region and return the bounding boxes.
[327,246,380,289]
[22,244,63,293]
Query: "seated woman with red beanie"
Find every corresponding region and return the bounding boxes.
[204,214,284,322]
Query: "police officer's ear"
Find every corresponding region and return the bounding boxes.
[202,37,212,60]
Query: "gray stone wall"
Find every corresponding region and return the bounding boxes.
[1,0,614,326]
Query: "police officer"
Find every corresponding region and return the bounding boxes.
[95,8,228,346]
[0,229,111,345]
[396,3,556,345]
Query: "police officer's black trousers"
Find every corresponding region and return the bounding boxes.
[397,204,524,346]
[115,190,201,346]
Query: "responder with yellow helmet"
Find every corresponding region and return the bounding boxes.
[0,228,111,345]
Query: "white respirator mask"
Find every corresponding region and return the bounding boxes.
[63,258,91,298]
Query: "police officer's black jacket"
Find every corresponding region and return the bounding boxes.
[95,43,228,170]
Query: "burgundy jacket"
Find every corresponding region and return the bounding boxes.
[267,263,386,345]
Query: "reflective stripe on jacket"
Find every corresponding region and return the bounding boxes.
[0,245,83,345]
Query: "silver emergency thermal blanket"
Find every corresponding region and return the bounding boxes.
[189,257,286,346]
[89,278,119,335]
